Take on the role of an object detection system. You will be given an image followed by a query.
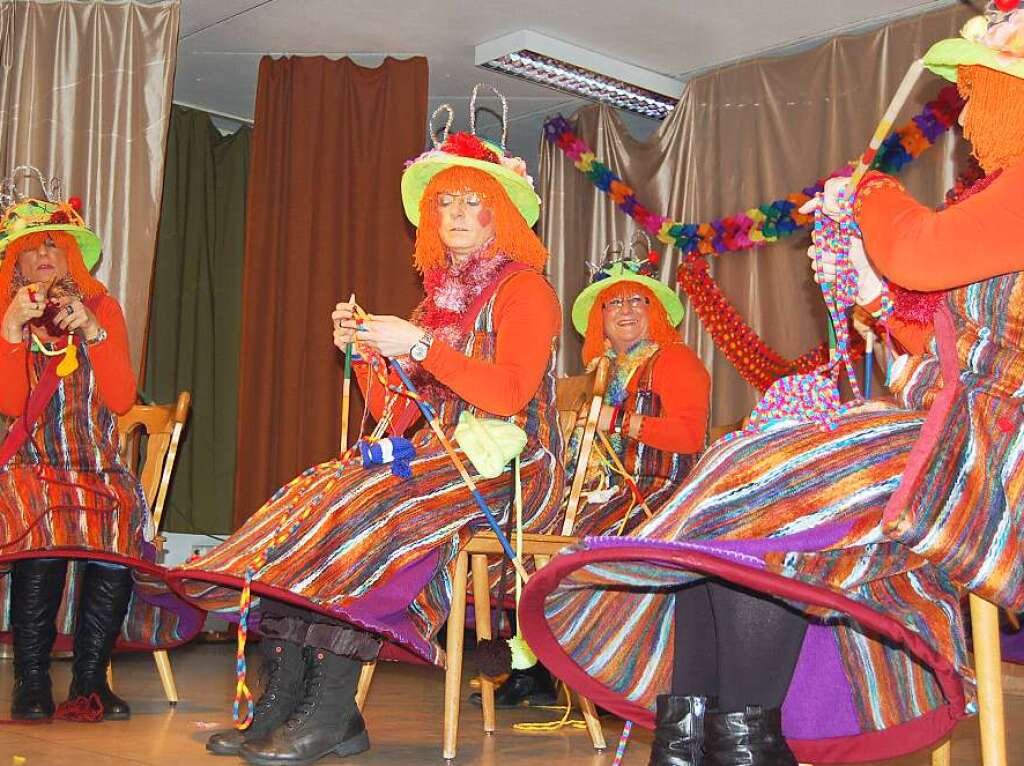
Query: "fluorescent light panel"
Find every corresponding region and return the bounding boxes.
[475,31,682,120]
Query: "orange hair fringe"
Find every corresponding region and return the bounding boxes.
[581,281,681,367]
[0,230,105,315]
[413,165,548,273]
[958,64,1024,174]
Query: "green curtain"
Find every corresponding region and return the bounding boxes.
[144,105,251,534]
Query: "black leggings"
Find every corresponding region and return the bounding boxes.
[259,601,381,662]
[671,578,808,711]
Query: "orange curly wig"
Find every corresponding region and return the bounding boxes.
[413,165,548,273]
[0,230,105,315]
[958,64,1024,174]
[581,281,681,366]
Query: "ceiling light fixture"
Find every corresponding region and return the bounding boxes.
[475,31,683,120]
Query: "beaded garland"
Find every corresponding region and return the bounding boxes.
[734,188,897,436]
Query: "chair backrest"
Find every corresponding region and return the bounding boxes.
[553,356,610,536]
[116,392,191,534]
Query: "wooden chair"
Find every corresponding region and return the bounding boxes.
[114,391,191,705]
[925,594,1006,766]
[355,358,612,759]
[797,595,1006,766]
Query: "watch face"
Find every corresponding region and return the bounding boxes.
[410,342,427,362]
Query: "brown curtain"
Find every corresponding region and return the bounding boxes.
[233,56,428,527]
[0,0,180,368]
[540,5,971,426]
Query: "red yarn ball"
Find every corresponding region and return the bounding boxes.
[68,196,82,212]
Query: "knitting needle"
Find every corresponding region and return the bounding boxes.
[340,293,355,453]
[389,360,531,583]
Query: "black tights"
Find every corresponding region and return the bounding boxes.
[671,578,808,712]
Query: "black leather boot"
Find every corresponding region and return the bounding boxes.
[649,695,714,766]
[468,662,558,708]
[703,705,798,766]
[63,562,133,720]
[207,638,306,755]
[240,647,370,765]
[10,558,68,720]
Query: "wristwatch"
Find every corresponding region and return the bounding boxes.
[409,331,434,362]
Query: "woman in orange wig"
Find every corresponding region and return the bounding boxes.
[519,6,1024,765]
[170,107,565,765]
[0,169,199,723]
[477,246,709,710]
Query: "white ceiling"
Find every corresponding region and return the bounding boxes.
[173,0,962,162]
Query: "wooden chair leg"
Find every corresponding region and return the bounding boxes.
[970,594,1007,766]
[443,551,470,760]
[153,649,178,705]
[931,739,952,766]
[577,694,607,750]
[355,661,376,712]
[470,554,496,734]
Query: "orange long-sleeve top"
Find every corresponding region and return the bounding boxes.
[631,343,710,455]
[354,270,561,425]
[0,294,137,418]
[856,160,1024,353]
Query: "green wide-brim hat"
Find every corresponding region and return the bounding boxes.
[0,200,103,272]
[401,140,540,228]
[924,15,1024,82]
[571,263,685,336]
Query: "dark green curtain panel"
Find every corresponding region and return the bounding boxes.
[144,106,251,534]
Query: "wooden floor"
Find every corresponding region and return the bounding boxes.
[0,642,1018,765]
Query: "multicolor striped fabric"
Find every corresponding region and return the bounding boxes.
[569,350,697,536]
[169,274,565,666]
[522,273,1024,762]
[521,403,972,763]
[884,273,1024,608]
[0,339,202,651]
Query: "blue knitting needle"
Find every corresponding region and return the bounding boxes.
[390,360,530,582]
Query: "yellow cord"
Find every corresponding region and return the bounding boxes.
[31,332,79,377]
[511,682,588,732]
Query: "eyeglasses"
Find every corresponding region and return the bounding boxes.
[602,295,650,311]
[436,191,483,208]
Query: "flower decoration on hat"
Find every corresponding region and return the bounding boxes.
[964,3,1024,58]
[924,1,1024,82]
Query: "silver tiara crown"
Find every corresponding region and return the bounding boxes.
[586,230,656,277]
[429,83,509,151]
[0,165,64,211]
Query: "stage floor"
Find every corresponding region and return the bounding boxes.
[0,642,1016,765]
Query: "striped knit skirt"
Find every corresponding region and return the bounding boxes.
[168,430,561,666]
[520,402,970,764]
[0,464,203,651]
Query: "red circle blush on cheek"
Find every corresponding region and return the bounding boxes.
[476,208,493,227]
